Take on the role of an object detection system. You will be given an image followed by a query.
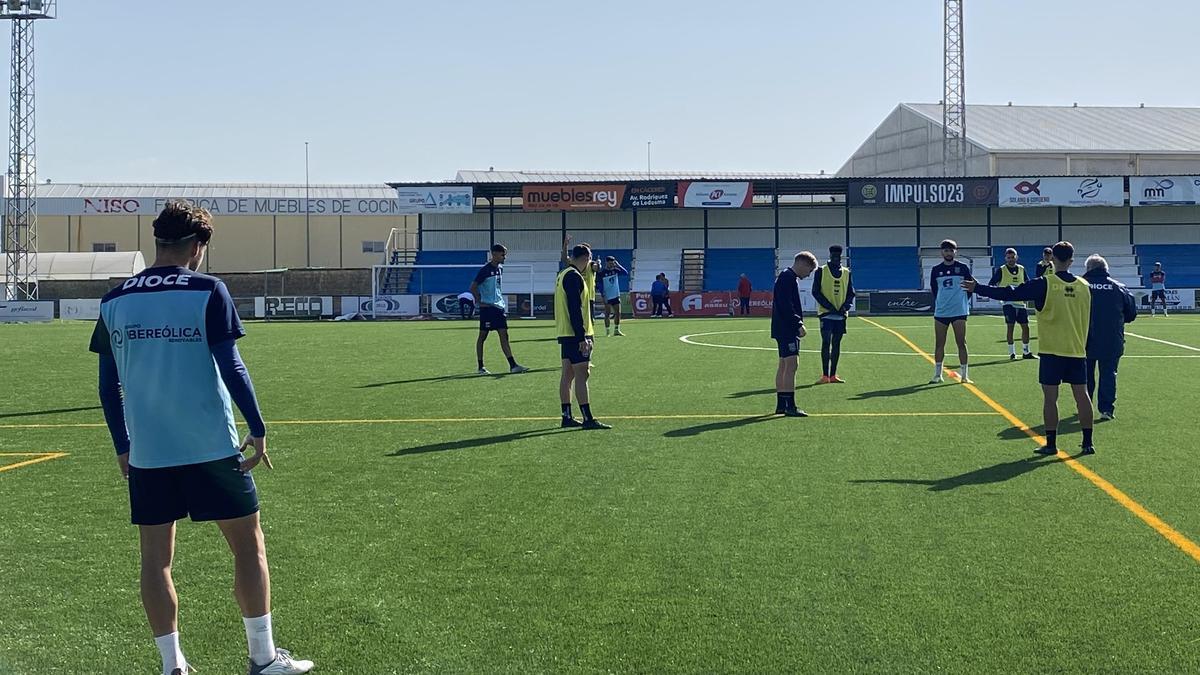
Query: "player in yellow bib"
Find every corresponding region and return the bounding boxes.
[988,247,1036,360]
[811,245,855,383]
[555,242,610,430]
[965,241,1095,455]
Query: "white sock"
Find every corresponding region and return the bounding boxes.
[1023,342,1031,354]
[244,613,277,667]
[1008,343,1016,356]
[960,364,969,381]
[154,632,186,674]
[934,362,943,378]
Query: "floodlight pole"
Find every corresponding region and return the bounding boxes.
[1,0,54,301]
[304,140,310,267]
[942,0,966,177]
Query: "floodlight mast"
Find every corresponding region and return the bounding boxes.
[942,0,966,177]
[1,0,55,301]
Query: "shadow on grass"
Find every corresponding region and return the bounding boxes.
[511,337,558,343]
[851,454,1074,492]
[389,427,567,456]
[996,415,1084,441]
[663,414,779,438]
[357,368,557,389]
[727,384,816,399]
[0,405,101,420]
[964,358,1022,369]
[851,383,941,400]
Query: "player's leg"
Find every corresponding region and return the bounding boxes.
[496,328,527,373]
[951,319,970,382]
[931,319,948,382]
[1071,379,1095,454]
[217,513,314,674]
[1019,311,1034,358]
[573,347,610,429]
[475,329,488,373]
[1039,383,1060,455]
[818,322,832,383]
[560,353,580,427]
[829,330,845,382]
[612,300,624,335]
[603,302,612,335]
[1086,357,1098,406]
[1098,356,1119,420]
[1004,306,1017,359]
[139,522,188,675]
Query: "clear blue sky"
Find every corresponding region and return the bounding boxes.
[24,0,1200,184]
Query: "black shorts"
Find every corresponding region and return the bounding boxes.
[934,315,968,326]
[1039,354,1087,386]
[1002,305,1029,325]
[605,297,621,308]
[819,317,847,337]
[1152,290,1167,300]
[775,337,800,358]
[479,306,508,332]
[559,337,593,364]
[128,455,259,526]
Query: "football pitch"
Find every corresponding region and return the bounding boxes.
[3,314,1200,673]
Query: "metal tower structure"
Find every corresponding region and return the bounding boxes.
[1,0,55,301]
[942,0,966,177]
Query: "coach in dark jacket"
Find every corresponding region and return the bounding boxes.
[1083,255,1137,420]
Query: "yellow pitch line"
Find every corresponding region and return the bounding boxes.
[0,412,999,430]
[860,316,1200,565]
[0,452,69,473]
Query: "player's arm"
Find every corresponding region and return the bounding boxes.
[789,277,806,334]
[561,234,572,266]
[964,276,1046,306]
[90,315,131,477]
[811,268,837,313]
[929,268,939,304]
[988,268,1002,286]
[471,265,490,304]
[207,282,272,469]
[841,275,856,314]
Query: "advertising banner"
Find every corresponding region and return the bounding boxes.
[1129,176,1200,206]
[0,301,54,322]
[631,291,774,317]
[254,296,334,318]
[341,295,421,317]
[393,187,474,214]
[59,298,101,320]
[1132,288,1195,310]
[998,177,1125,207]
[867,291,935,315]
[622,183,676,209]
[678,181,753,208]
[522,184,626,212]
[848,179,998,207]
[39,196,422,217]
[514,294,555,318]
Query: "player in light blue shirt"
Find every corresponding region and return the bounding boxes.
[928,239,976,384]
[598,256,628,336]
[470,243,528,375]
[89,201,313,675]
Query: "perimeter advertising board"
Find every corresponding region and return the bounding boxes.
[848,179,998,207]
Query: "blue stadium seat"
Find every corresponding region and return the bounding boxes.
[703,248,775,291]
[847,246,920,290]
[403,250,484,294]
[1135,244,1200,287]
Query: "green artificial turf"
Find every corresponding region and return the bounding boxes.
[3,314,1200,673]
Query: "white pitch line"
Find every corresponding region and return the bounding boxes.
[679,329,1200,359]
[1124,331,1200,353]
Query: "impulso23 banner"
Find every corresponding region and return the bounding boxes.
[848,179,998,207]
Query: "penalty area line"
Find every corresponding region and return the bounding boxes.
[859,316,1200,566]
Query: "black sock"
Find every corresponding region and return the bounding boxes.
[776,393,786,409]
[478,359,485,370]
[830,335,843,376]
[784,393,796,409]
[1082,427,1093,447]
[1045,429,1057,449]
[562,403,572,418]
[506,356,517,368]
[580,404,593,421]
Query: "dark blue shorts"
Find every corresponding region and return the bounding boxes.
[820,317,847,337]
[934,315,968,326]
[128,454,259,526]
[479,306,508,332]
[775,337,800,358]
[1039,354,1087,386]
[1002,305,1029,325]
[559,337,593,364]
[605,297,621,308]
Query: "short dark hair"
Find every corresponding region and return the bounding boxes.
[794,251,818,267]
[571,244,591,260]
[490,243,507,254]
[153,200,213,248]
[1043,247,1053,255]
[1004,247,1017,256]
[829,244,844,256]
[605,255,616,262]
[1051,241,1074,263]
[940,239,957,250]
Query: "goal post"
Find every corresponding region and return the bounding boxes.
[369,263,535,319]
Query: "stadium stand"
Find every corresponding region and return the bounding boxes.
[989,245,1141,287]
[631,249,682,292]
[400,250,483,294]
[703,248,775,291]
[496,248,560,294]
[1136,244,1200,287]
[851,246,921,290]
